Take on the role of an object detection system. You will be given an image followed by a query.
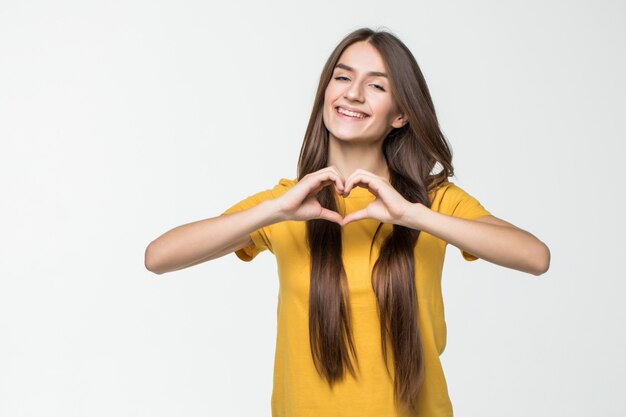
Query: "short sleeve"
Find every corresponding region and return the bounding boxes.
[220,178,294,262]
[439,182,492,261]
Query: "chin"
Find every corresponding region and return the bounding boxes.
[329,130,367,143]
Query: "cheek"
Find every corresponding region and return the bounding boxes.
[323,90,331,108]
[325,81,345,98]
[321,96,332,125]
[323,87,334,103]
[373,98,396,120]
[323,86,340,114]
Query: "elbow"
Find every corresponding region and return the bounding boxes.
[530,242,551,276]
[144,242,166,275]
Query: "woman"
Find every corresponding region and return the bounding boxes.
[145,27,550,417]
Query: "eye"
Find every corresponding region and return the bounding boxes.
[333,76,386,92]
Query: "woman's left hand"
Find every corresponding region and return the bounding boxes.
[341,169,414,226]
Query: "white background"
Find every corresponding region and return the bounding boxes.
[1,1,624,416]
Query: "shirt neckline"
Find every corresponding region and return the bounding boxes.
[342,186,374,199]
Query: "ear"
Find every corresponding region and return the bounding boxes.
[391,113,408,129]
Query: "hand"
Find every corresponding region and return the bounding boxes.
[340,169,413,226]
[274,166,346,225]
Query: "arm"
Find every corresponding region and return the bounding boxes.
[145,167,347,275]
[165,235,254,272]
[399,205,551,276]
[144,199,284,275]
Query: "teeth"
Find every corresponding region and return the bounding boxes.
[337,107,368,118]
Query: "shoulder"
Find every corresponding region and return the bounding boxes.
[277,177,298,189]
[432,180,468,199]
[430,179,491,219]
[429,177,478,198]
[221,177,297,216]
[428,179,453,202]
[273,177,298,195]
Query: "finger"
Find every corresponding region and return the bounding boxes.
[325,166,346,192]
[318,207,345,225]
[309,180,333,196]
[344,168,374,186]
[314,165,346,191]
[317,170,344,194]
[344,174,380,197]
[308,172,343,195]
[327,165,346,185]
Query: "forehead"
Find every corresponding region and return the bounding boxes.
[335,41,386,74]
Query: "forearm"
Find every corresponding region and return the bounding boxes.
[145,199,284,274]
[399,203,550,275]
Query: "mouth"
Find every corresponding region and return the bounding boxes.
[335,106,370,120]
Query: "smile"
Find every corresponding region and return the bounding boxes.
[335,106,370,120]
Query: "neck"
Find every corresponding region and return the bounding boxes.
[327,135,390,182]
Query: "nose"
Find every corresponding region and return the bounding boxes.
[344,80,364,102]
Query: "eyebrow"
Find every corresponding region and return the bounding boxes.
[334,63,388,78]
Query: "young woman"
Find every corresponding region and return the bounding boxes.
[145,27,550,417]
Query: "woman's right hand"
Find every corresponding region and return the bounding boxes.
[274,166,346,225]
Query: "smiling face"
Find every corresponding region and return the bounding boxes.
[322,41,407,145]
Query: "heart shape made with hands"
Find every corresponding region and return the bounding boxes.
[292,180,367,227]
[302,173,409,227]
[291,167,413,226]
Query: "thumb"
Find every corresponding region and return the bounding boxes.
[342,209,369,226]
[318,208,344,225]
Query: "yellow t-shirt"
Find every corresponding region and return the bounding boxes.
[221,177,491,417]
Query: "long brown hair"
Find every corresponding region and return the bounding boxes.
[297,27,454,412]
